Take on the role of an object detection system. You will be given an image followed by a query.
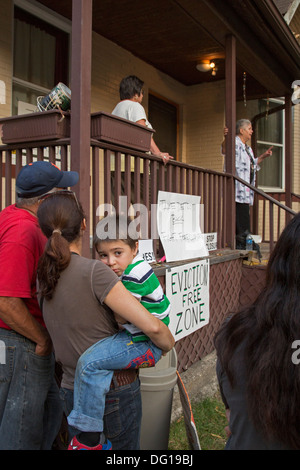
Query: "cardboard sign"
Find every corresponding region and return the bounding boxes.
[166,259,210,342]
[157,191,208,262]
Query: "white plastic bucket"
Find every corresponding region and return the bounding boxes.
[139,348,178,450]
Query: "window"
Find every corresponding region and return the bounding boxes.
[13,6,69,115]
[256,99,285,191]
[148,93,178,159]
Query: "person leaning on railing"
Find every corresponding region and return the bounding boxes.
[112,75,173,165]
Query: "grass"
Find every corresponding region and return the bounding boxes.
[168,393,228,450]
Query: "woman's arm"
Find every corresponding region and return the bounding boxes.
[257,146,273,165]
[104,281,174,352]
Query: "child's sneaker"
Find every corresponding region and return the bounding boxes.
[68,434,112,450]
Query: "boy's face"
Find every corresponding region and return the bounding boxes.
[96,240,138,277]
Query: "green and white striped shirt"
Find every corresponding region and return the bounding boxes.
[121,255,170,342]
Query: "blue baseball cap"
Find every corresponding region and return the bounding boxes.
[16,161,79,198]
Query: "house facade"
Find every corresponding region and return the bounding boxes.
[0,0,299,372]
[1,0,299,196]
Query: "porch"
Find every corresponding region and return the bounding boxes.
[0,126,297,371]
[7,0,298,235]
[0,129,297,250]
[0,0,299,372]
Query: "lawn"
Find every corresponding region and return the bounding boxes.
[168,393,228,450]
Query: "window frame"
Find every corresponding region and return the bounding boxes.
[256,98,285,193]
[12,0,71,114]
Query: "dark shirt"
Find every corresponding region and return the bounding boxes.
[216,342,290,450]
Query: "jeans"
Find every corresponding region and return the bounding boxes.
[0,328,63,450]
[60,376,142,450]
[67,330,161,434]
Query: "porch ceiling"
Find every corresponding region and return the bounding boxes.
[37,0,300,99]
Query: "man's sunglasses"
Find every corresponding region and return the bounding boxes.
[38,189,81,211]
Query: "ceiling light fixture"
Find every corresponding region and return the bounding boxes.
[211,66,218,76]
[196,60,216,75]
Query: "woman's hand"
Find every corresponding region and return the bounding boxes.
[257,146,273,164]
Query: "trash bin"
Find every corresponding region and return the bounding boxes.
[139,348,178,450]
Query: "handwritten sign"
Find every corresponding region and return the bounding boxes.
[203,233,217,251]
[138,239,156,263]
[157,191,208,262]
[165,260,210,341]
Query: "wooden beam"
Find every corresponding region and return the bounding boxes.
[225,34,236,249]
[285,94,293,223]
[71,0,93,257]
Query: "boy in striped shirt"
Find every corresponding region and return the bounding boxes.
[68,216,171,449]
[109,242,170,344]
[93,215,170,360]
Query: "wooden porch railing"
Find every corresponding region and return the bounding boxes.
[0,137,297,254]
[234,176,297,251]
[90,139,231,252]
[255,191,299,249]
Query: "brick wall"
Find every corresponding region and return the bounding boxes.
[185,81,225,172]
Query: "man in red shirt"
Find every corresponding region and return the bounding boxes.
[0,161,78,450]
